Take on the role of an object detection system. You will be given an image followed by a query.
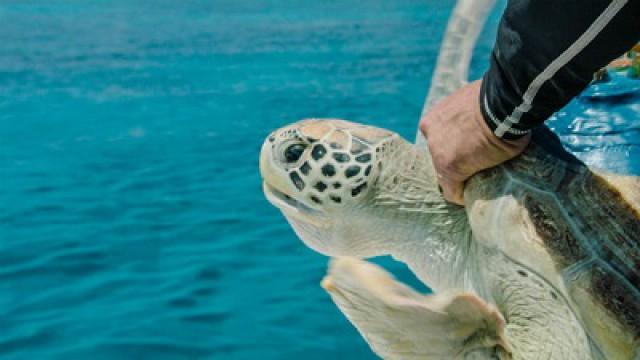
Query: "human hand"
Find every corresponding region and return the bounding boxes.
[419,80,531,205]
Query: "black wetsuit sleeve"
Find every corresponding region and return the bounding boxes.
[479,0,640,140]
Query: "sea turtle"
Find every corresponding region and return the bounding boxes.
[259,119,640,359]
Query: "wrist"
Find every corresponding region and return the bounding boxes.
[473,95,530,154]
[479,72,532,141]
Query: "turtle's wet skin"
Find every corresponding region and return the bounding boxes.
[260,118,640,360]
[260,119,413,257]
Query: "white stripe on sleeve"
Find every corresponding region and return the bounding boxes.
[493,0,629,138]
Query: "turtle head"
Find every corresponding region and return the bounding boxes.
[260,118,420,257]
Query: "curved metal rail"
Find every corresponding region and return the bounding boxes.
[415,0,497,147]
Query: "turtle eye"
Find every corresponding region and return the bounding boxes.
[283,143,307,163]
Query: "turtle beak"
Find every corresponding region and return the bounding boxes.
[259,135,290,196]
[259,137,273,184]
[259,135,325,219]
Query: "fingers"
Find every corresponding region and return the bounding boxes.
[420,80,528,207]
[418,114,431,138]
[422,109,467,206]
[437,174,465,205]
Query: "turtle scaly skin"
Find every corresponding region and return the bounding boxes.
[260,119,640,359]
[466,127,640,358]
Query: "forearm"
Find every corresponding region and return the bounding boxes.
[481,0,640,140]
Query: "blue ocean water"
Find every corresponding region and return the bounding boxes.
[0,1,638,359]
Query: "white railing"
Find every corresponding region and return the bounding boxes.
[416,0,497,147]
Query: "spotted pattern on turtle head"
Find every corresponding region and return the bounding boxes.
[265,119,394,209]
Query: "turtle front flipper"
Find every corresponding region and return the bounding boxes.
[322,257,512,359]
